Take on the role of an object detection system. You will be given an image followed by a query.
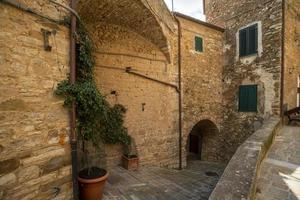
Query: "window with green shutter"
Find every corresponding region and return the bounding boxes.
[195,36,203,52]
[239,24,258,57]
[239,85,258,112]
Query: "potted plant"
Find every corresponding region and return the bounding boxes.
[122,137,139,170]
[55,22,130,200]
[75,103,129,200]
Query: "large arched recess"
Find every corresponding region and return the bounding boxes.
[77,0,173,62]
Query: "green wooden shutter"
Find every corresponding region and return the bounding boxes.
[248,85,257,111]
[248,24,258,54]
[239,29,247,56]
[239,24,258,57]
[239,85,258,112]
[195,36,203,52]
[239,85,248,111]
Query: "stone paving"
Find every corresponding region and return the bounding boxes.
[256,124,300,200]
[103,160,226,200]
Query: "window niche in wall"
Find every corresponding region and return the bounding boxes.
[236,21,263,62]
[239,24,258,57]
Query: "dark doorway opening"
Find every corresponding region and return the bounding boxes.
[189,134,200,154]
[187,120,219,162]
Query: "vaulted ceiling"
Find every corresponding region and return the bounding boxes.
[77,0,175,62]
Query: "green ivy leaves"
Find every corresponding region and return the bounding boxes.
[55,22,131,149]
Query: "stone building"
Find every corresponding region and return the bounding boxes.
[176,13,224,163]
[284,0,300,109]
[205,0,300,160]
[0,0,299,199]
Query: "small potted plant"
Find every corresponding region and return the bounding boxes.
[122,137,139,170]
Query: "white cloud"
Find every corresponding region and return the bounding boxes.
[164,0,206,21]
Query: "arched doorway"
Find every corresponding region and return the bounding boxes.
[187,120,219,162]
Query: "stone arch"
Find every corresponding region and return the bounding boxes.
[186,119,219,162]
[77,0,173,62]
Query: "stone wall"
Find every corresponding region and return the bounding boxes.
[76,0,181,168]
[0,1,72,199]
[205,0,283,160]
[284,0,300,110]
[176,14,224,165]
[86,22,179,168]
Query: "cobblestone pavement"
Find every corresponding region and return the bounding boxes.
[256,125,300,200]
[103,160,226,200]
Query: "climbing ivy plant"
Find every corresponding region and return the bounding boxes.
[55,22,131,149]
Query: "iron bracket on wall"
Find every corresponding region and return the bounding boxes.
[41,28,56,51]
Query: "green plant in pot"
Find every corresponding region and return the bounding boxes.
[55,22,130,200]
[122,137,139,170]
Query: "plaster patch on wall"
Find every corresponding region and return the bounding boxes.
[224,44,231,52]
[240,55,257,65]
[254,67,275,117]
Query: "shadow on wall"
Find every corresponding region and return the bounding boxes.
[187,120,219,162]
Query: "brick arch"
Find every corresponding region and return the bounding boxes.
[77,0,173,62]
[186,119,220,161]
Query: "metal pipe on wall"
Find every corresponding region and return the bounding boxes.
[174,14,183,170]
[70,0,78,199]
[125,67,180,92]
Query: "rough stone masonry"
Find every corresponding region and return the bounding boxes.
[0,0,225,199]
[0,0,72,199]
[205,0,300,160]
[0,0,299,199]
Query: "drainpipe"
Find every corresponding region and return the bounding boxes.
[203,0,206,15]
[174,14,183,170]
[280,0,285,118]
[70,0,78,199]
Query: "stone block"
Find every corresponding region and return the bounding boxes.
[41,155,70,174]
[0,173,16,186]
[40,176,71,192]
[0,159,20,175]
[0,99,27,111]
[17,166,40,183]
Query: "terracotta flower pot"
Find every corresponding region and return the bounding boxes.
[122,155,139,170]
[78,167,108,200]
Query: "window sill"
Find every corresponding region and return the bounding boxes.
[239,53,258,64]
[240,53,258,58]
[190,50,204,55]
[238,111,258,113]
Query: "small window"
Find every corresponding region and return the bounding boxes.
[195,36,203,52]
[239,85,258,112]
[239,24,258,57]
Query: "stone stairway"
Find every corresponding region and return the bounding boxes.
[256,125,300,200]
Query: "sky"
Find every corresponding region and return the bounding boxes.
[164,0,206,21]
